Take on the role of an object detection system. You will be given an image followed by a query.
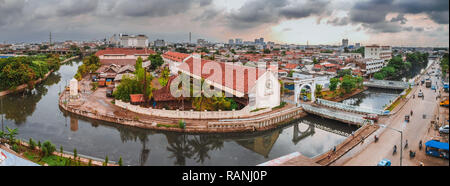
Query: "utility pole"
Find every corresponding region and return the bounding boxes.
[49,32,52,46]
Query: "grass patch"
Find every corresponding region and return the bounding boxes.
[251,108,267,112]
[273,102,287,110]
[157,124,181,128]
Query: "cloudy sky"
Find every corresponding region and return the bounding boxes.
[0,0,448,47]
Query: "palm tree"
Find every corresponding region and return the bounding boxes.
[211,93,231,111]
[6,127,18,144]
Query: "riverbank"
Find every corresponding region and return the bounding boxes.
[0,56,79,97]
[58,83,307,134]
[0,140,116,166]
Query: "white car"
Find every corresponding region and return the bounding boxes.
[439,125,449,134]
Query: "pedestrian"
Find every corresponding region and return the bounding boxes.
[351,131,355,138]
[333,146,336,154]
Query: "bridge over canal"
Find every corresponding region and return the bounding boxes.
[364,80,409,90]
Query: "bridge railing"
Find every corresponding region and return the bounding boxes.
[364,80,409,89]
[316,98,386,115]
[302,104,371,125]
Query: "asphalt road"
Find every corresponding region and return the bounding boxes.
[343,61,449,166]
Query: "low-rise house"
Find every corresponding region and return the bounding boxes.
[95,48,155,66]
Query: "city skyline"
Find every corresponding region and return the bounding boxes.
[0,0,448,47]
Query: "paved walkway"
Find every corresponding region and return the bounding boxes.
[0,145,40,166]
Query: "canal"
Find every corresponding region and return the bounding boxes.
[1,61,402,166]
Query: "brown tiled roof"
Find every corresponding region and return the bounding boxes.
[100,59,137,66]
[162,51,191,62]
[179,58,266,94]
[153,76,179,102]
[95,48,156,56]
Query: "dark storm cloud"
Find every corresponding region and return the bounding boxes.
[114,0,212,17]
[350,0,449,25]
[56,0,99,17]
[226,0,330,29]
[0,0,25,25]
[390,14,407,24]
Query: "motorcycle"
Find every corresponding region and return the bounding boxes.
[409,150,416,158]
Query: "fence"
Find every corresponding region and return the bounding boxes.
[115,100,271,120]
[302,104,372,126]
[316,98,385,115]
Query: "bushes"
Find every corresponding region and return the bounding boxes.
[41,141,56,157]
[29,138,37,150]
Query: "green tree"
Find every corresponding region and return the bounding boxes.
[315,84,323,98]
[103,155,109,166]
[5,127,18,145]
[29,138,36,150]
[148,54,164,71]
[329,78,340,91]
[118,156,123,166]
[41,141,56,157]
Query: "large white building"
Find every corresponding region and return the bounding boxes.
[119,34,149,48]
[363,58,386,75]
[164,51,281,110]
[364,45,392,61]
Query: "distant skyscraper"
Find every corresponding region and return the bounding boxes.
[235,38,243,45]
[342,39,349,47]
[189,32,192,43]
[229,39,234,45]
[260,38,264,44]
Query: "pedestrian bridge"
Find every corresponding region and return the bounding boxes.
[364,80,409,90]
[301,104,373,126]
[315,98,387,115]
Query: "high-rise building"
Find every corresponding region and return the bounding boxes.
[235,39,243,45]
[260,38,264,44]
[229,39,234,45]
[364,45,392,61]
[342,39,349,47]
[355,43,361,48]
[154,39,166,47]
[119,34,149,48]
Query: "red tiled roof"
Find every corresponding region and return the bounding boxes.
[153,76,179,102]
[100,59,137,66]
[284,63,298,69]
[179,58,266,94]
[313,64,323,69]
[162,51,191,62]
[95,48,155,56]
[130,94,145,103]
[323,63,338,68]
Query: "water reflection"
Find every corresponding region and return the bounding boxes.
[342,88,402,110]
[1,72,61,124]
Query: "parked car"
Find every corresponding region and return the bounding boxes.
[439,125,449,134]
[377,159,391,166]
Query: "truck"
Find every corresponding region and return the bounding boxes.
[426,80,432,88]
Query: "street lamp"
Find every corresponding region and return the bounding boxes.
[378,124,403,166]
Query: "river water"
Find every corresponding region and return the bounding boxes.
[1,61,401,166]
